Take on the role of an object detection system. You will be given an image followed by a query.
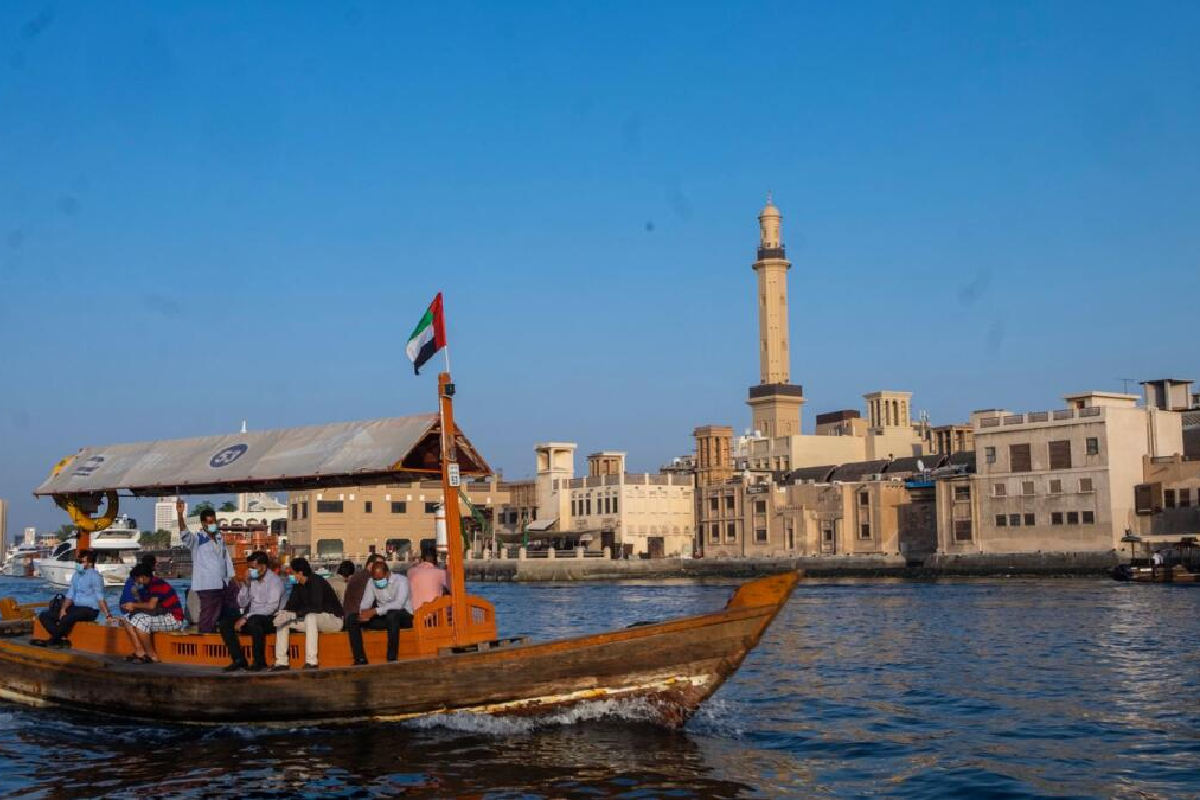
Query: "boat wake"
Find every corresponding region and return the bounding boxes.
[405,696,667,735]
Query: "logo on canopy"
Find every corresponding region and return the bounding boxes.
[209,444,248,469]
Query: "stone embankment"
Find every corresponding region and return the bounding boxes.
[465,551,1121,582]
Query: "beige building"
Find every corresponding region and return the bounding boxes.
[935,391,1183,555]
[287,477,511,561]
[564,451,695,557]
[1134,453,1200,542]
[930,424,974,456]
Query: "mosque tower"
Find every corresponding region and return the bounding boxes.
[746,195,804,438]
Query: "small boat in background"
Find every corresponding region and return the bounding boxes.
[34,516,141,587]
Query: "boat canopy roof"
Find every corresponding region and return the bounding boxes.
[35,414,490,499]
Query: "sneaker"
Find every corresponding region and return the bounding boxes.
[270,665,290,672]
[222,662,248,673]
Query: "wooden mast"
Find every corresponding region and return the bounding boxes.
[437,371,469,646]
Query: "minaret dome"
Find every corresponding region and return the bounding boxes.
[758,193,783,251]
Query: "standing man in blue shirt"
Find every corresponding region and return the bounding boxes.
[176,499,234,633]
[33,549,110,648]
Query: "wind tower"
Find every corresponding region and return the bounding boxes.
[746,194,804,438]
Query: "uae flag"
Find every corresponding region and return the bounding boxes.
[405,293,447,375]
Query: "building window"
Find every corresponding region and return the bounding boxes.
[1021,481,1035,496]
[954,520,972,541]
[364,501,373,513]
[1066,511,1079,525]
[316,500,344,513]
[954,485,971,501]
[995,514,1008,527]
[1085,437,1099,456]
[710,524,719,544]
[1051,512,1064,525]
[290,504,297,521]
[823,527,833,542]
[859,493,869,506]
[1024,513,1035,526]
[571,499,577,516]
[725,496,735,509]
[1079,478,1093,493]
[585,499,592,515]
[1048,440,1072,470]
[755,528,768,543]
[709,497,719,512]
[859,523,871,539]
[316,539,344,557]
[1165,489,1176,508]
[612,497,618,513]
[301,502,308,519]
[1180,488,1192,508]
[994,483,1007,497]
[1010,443,1032,473]
[985,447,996,464]
[755,500,767,513]
[424,502,439,514]
[1082,510,1095,524]
[1049,479,1062,495]
[1008,513,1021,527]
[725,522,736,542]
[391,501,407,514]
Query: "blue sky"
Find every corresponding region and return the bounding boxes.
[2,2,1199,533]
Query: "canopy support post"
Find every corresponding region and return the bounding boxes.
[438,371,469,646]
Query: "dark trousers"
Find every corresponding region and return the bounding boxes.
[347,609,413,663]
[195,588,227,633]
[39,606,98,643]
[218,613,276,666]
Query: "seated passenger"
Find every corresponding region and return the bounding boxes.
[271,558,344,671]
[119,564,185,663]
[119,555,157,615]
[328,560,356,605]
[218,551,283,672]
[347,560,412,665]
[407,541,449,613]
[341,554,382,626]
[33,549,110,648]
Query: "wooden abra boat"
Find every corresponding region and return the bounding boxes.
[0,370,798,727]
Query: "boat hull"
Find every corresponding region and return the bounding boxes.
[35,561,131,588]
[0,572,798,727]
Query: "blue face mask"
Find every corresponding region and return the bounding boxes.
[288,574,298,585]
[205,524,219,535]
[373,578,388,589]
[74,562,86,574]
[248,568,261,580]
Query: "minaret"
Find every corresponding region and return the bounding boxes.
[746,194,804,438]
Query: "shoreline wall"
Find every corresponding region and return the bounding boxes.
[465,551,1121,582]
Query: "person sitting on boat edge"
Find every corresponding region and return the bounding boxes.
[118,564,184,663]
[176,498,234,634]
[341,553,383,628]
[348,559,413,666]
[329,560,356,606]
[118,554,157,615]
[407,540,449,613]
[272,558,344,671]
[218,550,284,673]
[32,549,111,648]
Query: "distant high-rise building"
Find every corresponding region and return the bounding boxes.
[155,497,184,535]
[0,499,8,557]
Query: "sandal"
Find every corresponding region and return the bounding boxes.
[125,653,146,663]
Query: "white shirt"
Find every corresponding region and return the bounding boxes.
[359,573,412,615]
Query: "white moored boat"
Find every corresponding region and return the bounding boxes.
[34,516,142,587]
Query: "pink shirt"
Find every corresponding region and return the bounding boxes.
[407,562,449,612]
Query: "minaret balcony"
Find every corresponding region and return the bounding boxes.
[756,247,786,260]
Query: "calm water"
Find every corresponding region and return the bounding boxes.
[0,576,1197,798]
